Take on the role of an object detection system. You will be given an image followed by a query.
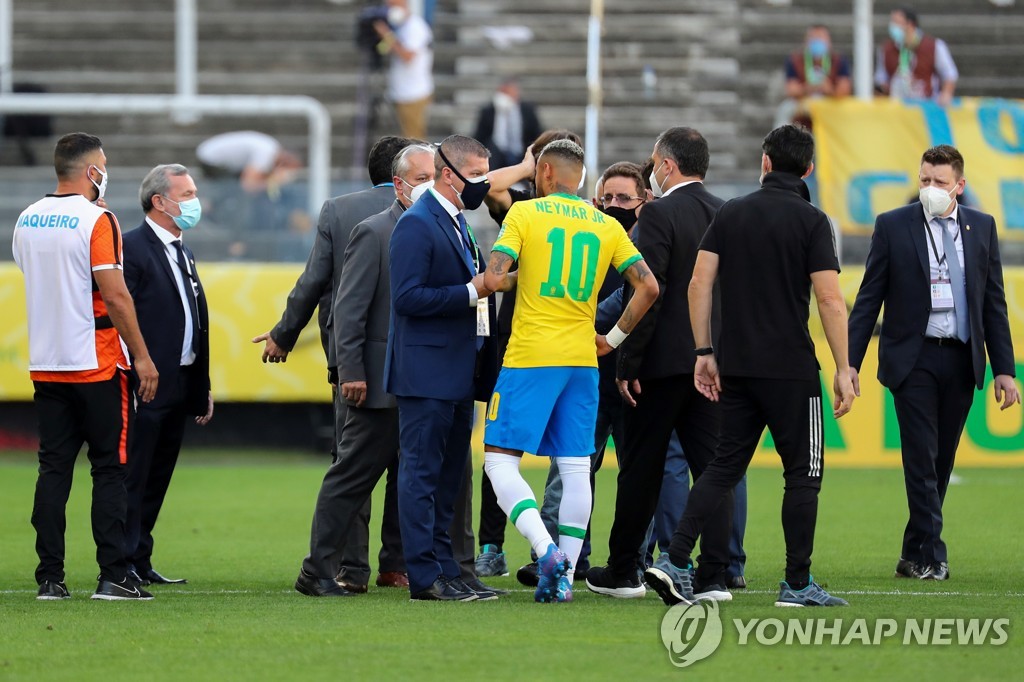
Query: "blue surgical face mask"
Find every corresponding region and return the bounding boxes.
[162,196,202,231]
[888,22,905,46]
[807,38,828,58]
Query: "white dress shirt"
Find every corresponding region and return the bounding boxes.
[661,179,702,198]
[924,205,965,339]
[146,217,196,365]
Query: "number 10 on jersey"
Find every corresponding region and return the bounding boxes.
[540,227,601,302]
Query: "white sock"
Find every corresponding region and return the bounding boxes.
[484,452,553,558]
[555,456,592,583]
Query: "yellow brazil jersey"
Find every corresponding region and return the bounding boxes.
[493,192,642,369]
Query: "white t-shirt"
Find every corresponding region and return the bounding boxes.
[196,131,280,174]
[388,15,434,103]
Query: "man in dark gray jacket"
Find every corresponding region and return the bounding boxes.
[295,143,437,596]
[255,135,410,591]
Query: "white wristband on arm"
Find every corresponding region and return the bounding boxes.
[606,324,629,349]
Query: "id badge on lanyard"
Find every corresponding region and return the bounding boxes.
[925,220,956,311]
[477,297,490,337]
[931,272,954,311]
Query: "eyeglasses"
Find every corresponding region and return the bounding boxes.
[599,193,645,207]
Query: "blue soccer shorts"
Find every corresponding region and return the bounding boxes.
[484,366,599,458]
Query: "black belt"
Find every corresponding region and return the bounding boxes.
[924,337,966,347]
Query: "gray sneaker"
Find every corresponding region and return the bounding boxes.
[474,544,509,577]
[775,579,848,607]
[643,553,695,606]
[473,540,509,573]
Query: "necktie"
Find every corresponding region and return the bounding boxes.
[171,241,202,352]
[939,217,970,342]
[457,214,485,351]
[456,213,476,273]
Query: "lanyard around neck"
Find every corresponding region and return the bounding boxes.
[924,217,959,269]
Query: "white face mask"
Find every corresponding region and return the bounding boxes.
[387,6,409,26]
[577,166,587,192]
[493,91,516,111]
[649,160,666,198]
[409,179,434,203]
[919,184,957,217]
[89,165,108,201]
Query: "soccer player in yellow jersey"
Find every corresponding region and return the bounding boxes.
[481,140,660,602]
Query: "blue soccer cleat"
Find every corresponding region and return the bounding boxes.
[534,543,571,603]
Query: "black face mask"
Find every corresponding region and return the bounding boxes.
[602,205,637,231]
[438,146,490,210]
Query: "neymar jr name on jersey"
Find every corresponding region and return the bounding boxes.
[531,199,608,223]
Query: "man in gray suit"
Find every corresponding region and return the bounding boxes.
[255,135,411,591]
[295,143,437,596]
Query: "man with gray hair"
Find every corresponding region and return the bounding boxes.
[122,164,214,586]
[295,143,438,597]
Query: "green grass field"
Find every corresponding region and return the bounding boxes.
[0,449,1020,681]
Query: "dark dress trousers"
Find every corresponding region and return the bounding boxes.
[269,184,401,581]
[302,202,407,582]
[608,182,732,583]
[122,222,210,575]
[848,202,1015,565]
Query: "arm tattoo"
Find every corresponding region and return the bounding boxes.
[488,251,513,276]
[620,306,635,332]
[626,260,652,284]
[616,260,652,333]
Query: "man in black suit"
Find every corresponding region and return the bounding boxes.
[586,127,733,601]
[295,143,436,597]
[123,164,213,585]
[253,136,411,591]
[848,144,1019,581]
[473,79,543,169]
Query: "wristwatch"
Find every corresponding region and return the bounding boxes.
[694,347,714,356]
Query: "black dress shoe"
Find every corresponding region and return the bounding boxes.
[456,577,499,600]
[295,569,357,597]
[466,576,507,596]
[144,569,188,585]
[921,562,949,581]
[895,558,928,579]
[410,577,477,601]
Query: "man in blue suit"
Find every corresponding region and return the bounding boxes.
[848,144,1018,582]
[385,135,497,601]
[122,164,213,586]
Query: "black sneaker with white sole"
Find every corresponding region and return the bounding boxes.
[91,577,154,601]
[37,580,71,601]
[693,581,732,602]
[585,565,646,598]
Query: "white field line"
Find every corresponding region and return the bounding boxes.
[3,588,1024,598]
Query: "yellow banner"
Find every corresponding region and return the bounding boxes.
[811,97,1024,239]
[1,263,1022,466]
[0,263,334,404]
